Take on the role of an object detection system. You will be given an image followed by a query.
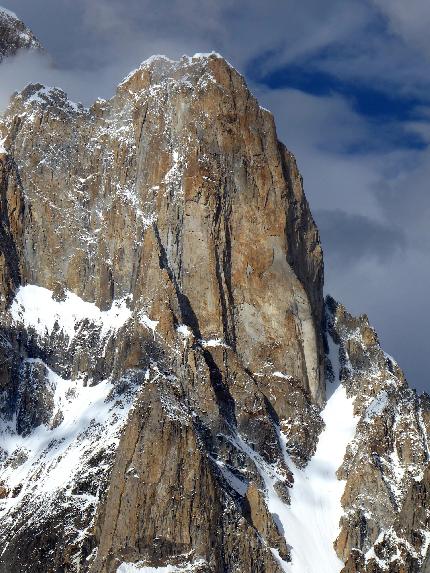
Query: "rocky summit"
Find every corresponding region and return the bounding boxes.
[0,29,428,573]
[0,7,41,60]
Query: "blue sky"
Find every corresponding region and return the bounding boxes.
[1,0,429,392]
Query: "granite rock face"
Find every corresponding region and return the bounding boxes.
[0,51,428,573]
[0,54,324,572]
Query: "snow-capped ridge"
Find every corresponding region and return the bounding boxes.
[0,7,43,60]
[13,83,87,115]
[118,51,238,89]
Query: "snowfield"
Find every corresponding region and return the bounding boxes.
[281,381,358,573]
[279,336,358,573]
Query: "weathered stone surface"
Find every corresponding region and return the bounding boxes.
[0,54,325,572]
[326,297,430,573]
[0,55,324,402]
[0,45,428,573]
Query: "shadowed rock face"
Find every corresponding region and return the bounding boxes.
[0,8,41,61]
[0,52,428,573]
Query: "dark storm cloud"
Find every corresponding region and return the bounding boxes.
[315,210,406,266]
[1,0,429,392]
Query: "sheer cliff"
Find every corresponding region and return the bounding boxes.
[0,52,428,573]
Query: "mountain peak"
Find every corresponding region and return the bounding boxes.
[117,51,240,97]
[0,6,42,60]
[0,26,429,572]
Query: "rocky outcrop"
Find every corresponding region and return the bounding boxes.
[0,46,427,573]
[326,297,430,573]
[0,54,325,572]
[0,55,324,400]
[0,7,41,60]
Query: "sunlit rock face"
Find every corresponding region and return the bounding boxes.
[0,51,428,573]
[0,54,324,572]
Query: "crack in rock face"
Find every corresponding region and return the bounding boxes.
[0,48,427,573]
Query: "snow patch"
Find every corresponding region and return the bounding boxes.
[210,456,248,496]
[176,325,193,349]
[190,51,223,60]
[364,391,389,421]
[177,324,192,338]
[200,338,228,348]
[164,149,186,197]
[139,311,159,338]
[273,371,293,381]
[117,559,207,572]
[10,284,131,343]
[119,55,174,85]
[280,380,358,573]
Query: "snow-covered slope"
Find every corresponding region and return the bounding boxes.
[0,285,146,569]
[10,284,131,342]
[282,381,357,573]
[0,361,138,523]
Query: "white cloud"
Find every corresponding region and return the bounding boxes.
[371,0,430,60]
